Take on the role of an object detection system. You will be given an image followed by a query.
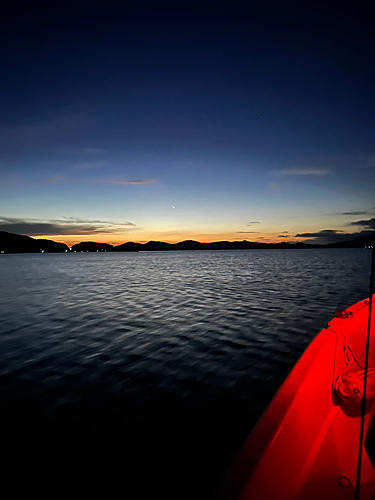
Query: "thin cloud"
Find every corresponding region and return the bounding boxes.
[324,208,374,216]
[296,230,344,238]
[341,210,371,216]
[295,229,372,244]
[47,160,106,170]
[278,235,289,238]
[76,161,106,170]
[236,231,259,233]
[46,176,63,183]
[247,221,260,225]
[60,216,135,226]
[82,148,106,153]
[0,112,89,151]
[0,216,135,236]
[348,218,375,229]
[100,179,156,185]
[275,168,330,176]
[268,182,280,192]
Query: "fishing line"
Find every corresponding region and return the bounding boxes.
[354,231,375,500]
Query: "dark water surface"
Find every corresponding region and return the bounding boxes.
[0,249,372,497]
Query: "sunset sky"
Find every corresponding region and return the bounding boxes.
[1,1,374,246]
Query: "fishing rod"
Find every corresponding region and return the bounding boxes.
[355,230,375,500]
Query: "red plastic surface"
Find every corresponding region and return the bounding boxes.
[217,295,375,500]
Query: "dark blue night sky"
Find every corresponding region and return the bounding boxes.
[1,1,374,245]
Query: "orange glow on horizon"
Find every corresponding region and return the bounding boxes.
[35,231,304,247]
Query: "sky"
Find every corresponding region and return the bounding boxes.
[1,1,374,246]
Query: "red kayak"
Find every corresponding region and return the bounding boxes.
[215,295,375,500]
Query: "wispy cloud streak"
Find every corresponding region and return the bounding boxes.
[274,168,330,176]
[295,228,373,244]
[47,160,106,170]
[0,216,136,236]
[324,208,375,216]
[296,230,343,238]
[348,218,375,229]
[100,179,156,185]
[82,148,106,153]
[341,210,370,216]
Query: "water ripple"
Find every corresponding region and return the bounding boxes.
[0,249,372,498]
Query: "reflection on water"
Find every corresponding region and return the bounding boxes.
[0,249,371,498]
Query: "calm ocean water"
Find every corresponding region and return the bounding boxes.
[0,249,372,497]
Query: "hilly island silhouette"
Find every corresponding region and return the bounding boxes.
[0,230,374,254]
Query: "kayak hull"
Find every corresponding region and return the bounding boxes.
[216,296,375,500]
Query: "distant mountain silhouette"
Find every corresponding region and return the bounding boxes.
[115,242,143,252]
[0,231,69,253]
[324,233,375,248]
[35,239,70,252]
[0,230,373,253]
[71,241,115,252]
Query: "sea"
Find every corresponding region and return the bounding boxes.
[0,248,372,498]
